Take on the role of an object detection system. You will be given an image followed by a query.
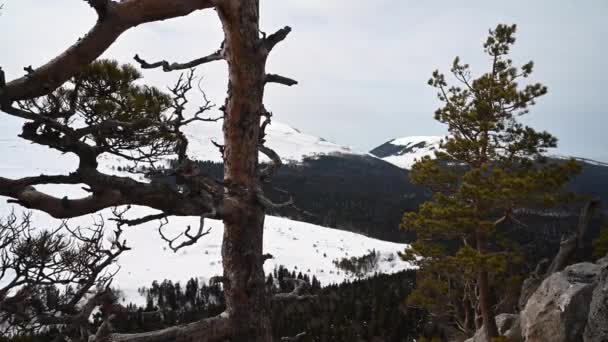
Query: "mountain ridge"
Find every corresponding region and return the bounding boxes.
[370,135,608,170]
[0,121,412,305]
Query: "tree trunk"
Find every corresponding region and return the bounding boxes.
[217,0,272,340]
[546,198,600,275]
[477,270,498,341]
[476,231,498,341]
[462,297,474,336]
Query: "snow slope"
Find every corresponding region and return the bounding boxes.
[370,136,443,169]
[111,212,410,306]
[184,120,360,164]
[0,124,410,305]
[371,136,608,170]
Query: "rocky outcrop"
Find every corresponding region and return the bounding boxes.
[464,314,522,342]
[584,265,608,342]
[596,255,608,268]
[464,258,607,342]
[520,262,600,342]
[496,313,522,341]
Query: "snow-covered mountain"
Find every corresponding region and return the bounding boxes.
[0,122,411,305]
[371,135,608,171]
[184,120,361,164]
[369,136,443,169]
[94,120,366,179]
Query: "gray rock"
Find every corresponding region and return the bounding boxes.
[463,314,522,342]
[521,262,600,342]
[519,276,543,310]
[584,266,608,342]
[496,313,522,341]
[596,255,608,268]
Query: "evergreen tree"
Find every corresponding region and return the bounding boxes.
[401,24,580,340]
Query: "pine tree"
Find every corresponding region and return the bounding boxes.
[401,24,580,340]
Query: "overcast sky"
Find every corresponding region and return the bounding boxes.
[1,0,606,161]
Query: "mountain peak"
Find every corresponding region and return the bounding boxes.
[184,120,360,164]
[370,136,443,169]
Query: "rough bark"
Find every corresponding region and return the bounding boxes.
[477,270,498,341]
[476,231,499,341]
[0,169,221,219]
[217,0,273,340]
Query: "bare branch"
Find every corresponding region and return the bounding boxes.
[265,74,298,87]
[134,47,224,72]
[281,332,308,342]
[1,0,217,102]
[0,179,123,219]
[2,105,79,136]
[273,278,316,302]
[545,198,600,274]
[0,67,6,89]
[85,0,110,19]
[259,144,283,181]
[110,207,168,227]
[258,108,284,182]
[256,192,293,209]
[209,276,227,286]
[0,212,129,338]
[211,139,225,158]
[263,26,292,52]
[0,168,222,219]
[159,215,213,252]
[94,313,230,342]
[262,253,274,263]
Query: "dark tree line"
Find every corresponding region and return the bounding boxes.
[150,156,608,246]
[152,156,425,243]
[3,269,425,342]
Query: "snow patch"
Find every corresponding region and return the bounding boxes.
[182,120,361,164]
[379,136,443,169]
[113,212,412,306]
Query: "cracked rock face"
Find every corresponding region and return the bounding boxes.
[584,265,608,342]
[521,262,601,342]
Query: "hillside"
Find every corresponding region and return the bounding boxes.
[0,126,413,306]
[370,135,608,202]
[112,212,412,306]
[188,155,425,242]
[182,120,362,164]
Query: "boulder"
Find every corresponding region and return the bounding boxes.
[496,313,522,341]
[584,265,608,342]
[521,262,600,342]
[463,314,521,342]
[596,255,608,268]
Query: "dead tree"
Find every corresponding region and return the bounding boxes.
[0,0,303,341]
[0,211,128,340]
[518,198,601,309]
